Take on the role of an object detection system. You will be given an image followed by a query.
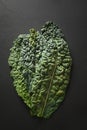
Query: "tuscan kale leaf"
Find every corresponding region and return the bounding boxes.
[8,21,72,118]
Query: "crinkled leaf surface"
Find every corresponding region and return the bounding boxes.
[8,21,72,118]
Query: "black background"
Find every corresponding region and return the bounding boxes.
[0,0,87,129]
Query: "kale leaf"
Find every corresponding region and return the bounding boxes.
[8,21,72,118]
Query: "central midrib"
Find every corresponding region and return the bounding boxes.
[41,62,57,116]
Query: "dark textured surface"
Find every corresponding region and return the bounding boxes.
[0,0,87,129]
